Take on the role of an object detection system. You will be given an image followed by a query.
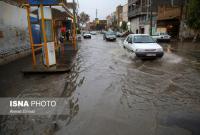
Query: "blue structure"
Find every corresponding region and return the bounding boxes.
[31,24,41,44]
[28,0,59,5]
[30,17,41,44]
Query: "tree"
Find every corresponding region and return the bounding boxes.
[79,12,90,27]
[112,20,118,31]
[121,21,128,32]
[186,0,200,41]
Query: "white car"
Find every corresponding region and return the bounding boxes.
[152,32,171,42]
[83,32,92,39]
[103,32,117,41]
[90,31,97,35]
[76,34,82,41]
[123,34,164,58]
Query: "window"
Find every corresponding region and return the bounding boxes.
[126,36,132,43]
[40,20,53,42]
[126,36,130,42]
[133,35,155,43]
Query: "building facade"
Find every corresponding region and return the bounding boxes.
[116,5,123,27]
[106,15,112,28]
[122,4,128,22]
[106,12,117,30]
[128,0,190,39]
[128,0,157,34]
[157,0,188,39]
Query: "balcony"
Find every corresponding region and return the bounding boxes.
[128,6,148,19]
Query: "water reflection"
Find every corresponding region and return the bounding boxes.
[0,50,86,135]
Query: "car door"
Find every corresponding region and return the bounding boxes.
[126,36,133,51]
[124,36,131,49]
[123,36,129,48]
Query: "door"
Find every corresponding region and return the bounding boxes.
[123,36,129,48]
[126,36,133,51]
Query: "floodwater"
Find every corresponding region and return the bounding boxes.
[0,35,200,135]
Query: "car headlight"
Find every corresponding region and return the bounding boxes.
[157,48,163,52]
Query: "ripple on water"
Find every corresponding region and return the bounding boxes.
[110,48,137,64]
[138,66,166,76]
[162,53,183,64]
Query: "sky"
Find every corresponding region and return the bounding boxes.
[68,0,127,21]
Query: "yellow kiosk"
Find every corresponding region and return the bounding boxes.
[23,0,77,73]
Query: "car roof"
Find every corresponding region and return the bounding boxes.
[106,31,115,34]
[129,34,150,36]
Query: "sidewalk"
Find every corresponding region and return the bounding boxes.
[22,42,78,73]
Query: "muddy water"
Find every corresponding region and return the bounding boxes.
[0,35,200,135]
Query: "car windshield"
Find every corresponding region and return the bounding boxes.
[160,33,167,35]
[133,35,155,43]
[107,32,115,35]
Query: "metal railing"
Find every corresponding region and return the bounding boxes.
[128,6,149,18]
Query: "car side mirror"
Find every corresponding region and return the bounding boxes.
[128,40,132,44]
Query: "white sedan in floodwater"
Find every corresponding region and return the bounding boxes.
[83,32,92,39]
[123,34,164,58]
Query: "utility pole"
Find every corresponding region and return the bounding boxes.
[72,0,76,21]
[96,9,98,19]
[72,0,77,50]
[171,0,174,7]
[150,0,153,36]
[179,0,186,40]
[95,9,99,30]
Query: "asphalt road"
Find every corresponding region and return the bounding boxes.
[0,35,200,135]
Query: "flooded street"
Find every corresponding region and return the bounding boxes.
[1,35,200,135]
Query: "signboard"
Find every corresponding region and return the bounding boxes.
[28,0,59,5]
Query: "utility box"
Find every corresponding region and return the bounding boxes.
[42,42,56,66]
[38,7,56,66]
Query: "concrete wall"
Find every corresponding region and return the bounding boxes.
[0,1,30,51]
[179,21,195,40]
[144,24,150,34]
[130,18,139,33]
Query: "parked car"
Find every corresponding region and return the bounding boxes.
[77,34,82,41]
[116,32,123,37]
[152,32,171,42]
[123,34,164,58]
[90,31,97,35]
[101,31,106,34]
[83,32,92,39]
[103,32,117,41]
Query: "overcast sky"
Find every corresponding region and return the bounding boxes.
[68,0,127,21]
